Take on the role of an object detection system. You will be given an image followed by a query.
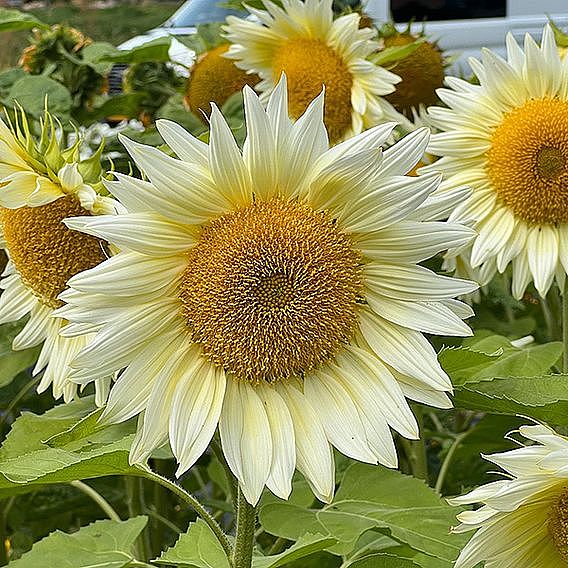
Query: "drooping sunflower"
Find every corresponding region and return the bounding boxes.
[223,0,400,142]
[379,24,446,124]
[0,111,119,404]
[425,25,568,299]
[60,77,476,505]
[450,423,568,567]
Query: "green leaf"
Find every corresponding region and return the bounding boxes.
[0,321,40,388]
[348,554,420,568]
[80,41,121,74]
[454,373,568,425]
[370,40,424,67]
[443,333,562,386]
[154,518,231,568]
[9,516,147,568]
[253,533,337,568]
[439,346,500,384]
[0,8,48,32]
[6,76,72,118]
[0,398,139,497]
[259,463,468,565]
[101,37,173,64]
[0,68,25,99]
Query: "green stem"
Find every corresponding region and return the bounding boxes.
[562,277,568,373]
[233,488,256,568]
[124,477,147,561]
[138,466,233,562]
[434,432,468,495]
[404,407,428,481]
[211,436,239,511]
[541,295,557,341]
[70,481,121,522]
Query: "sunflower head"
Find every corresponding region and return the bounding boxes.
[185,44,260,118]
[3,108,105,190]
[380,26,445,116]
[450,424,568,568]
[224,0,400,142]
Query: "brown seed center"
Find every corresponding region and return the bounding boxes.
[178,197,363,383]
[549,487,568,563]
[486,98,568,225]
[1,195,108,308]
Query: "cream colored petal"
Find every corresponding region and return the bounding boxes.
[209,104,252,206]
[0,274,37,324]
[101,330,185,425]
[336,346,419,439]
[356,221,475,264]
[277,382,335,503]
[220,379,272,505]
[364,262,478,301]
[256,383,296,500]
[171,357,226,477]
[359,307,451,391]
[339,172,441,233]
[305,370,377,463]
[242,86,277,200]
[155,119,209,166]
[65,213,195,257]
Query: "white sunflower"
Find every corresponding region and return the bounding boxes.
[223,0,400,142]
[59,77,477,505]
[424,25,568,299]
[450,423,568,568]
[0,111,119,404]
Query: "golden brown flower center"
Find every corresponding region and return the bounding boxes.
[486,98,568,225]
[186,44,260,118]
[178,197,362,383]
[1,196,108,309]
[383,34,445,116]
[549,487,568,563]
[272,38,353,142]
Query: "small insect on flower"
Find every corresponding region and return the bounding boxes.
[0,110,120,404]
[425,25,568,299]
[450,423,568,568]
[59,76,477,505]
[223,0,400,142]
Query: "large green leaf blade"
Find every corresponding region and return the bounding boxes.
[153,518,231,568]
[259,463,468,566]
[0,8,48,32]
[253,533,337,568]
[9,516,147,568]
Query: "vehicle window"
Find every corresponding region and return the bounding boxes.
[166,0,244,27]
[391,0,506,22]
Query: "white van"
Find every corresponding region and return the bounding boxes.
[364,0,568,71]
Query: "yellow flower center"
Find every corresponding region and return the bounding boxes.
[1,196,108,309]
[486,98,568,225]
[383,34,445,115]
[272,38,353,142]
[549,487,568,562]
[178,197,362,383]
[186,44,260,118]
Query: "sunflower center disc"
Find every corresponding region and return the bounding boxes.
[549,487,568,562]
[179,197,362,383]
[272,38,353,142]
[384,35,445,115]
[486,97,568,225]
[1,196,108,308]
[186,44,259,117]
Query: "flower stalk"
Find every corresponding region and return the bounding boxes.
[233,487,256,568]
